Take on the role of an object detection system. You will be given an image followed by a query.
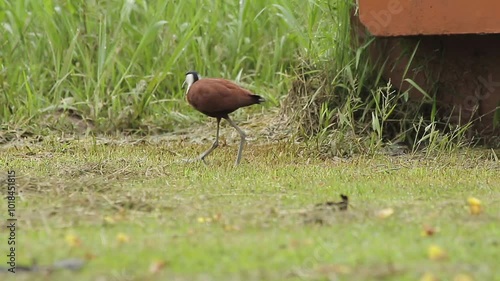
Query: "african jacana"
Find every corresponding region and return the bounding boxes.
[183,71,265,165]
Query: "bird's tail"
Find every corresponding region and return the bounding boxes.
[251,94,265,104]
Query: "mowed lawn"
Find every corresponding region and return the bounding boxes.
[1,138,499,281]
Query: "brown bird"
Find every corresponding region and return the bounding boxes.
[183,71,265,165]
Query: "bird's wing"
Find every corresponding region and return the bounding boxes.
[188,79,256,114]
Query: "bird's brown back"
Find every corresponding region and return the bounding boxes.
[187,78,262,118]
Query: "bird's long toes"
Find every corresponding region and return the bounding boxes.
[180,158,194,163]
[179,158,203,164]
[199,157,209,165]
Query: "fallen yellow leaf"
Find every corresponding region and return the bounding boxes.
[420,272,439,281]
[116,233,130,244]
[421,225,438,237]
[84,252,96,260]
[198,217,213,223]
[467,197,481,205]
[454,273,474,281]
[224,224,240,232]
[103,216,116,224]
[149,260,168,274]
[65,234,82,247]
[316,264,352,275]
[375,208,394,219]
[428,245,447,261]
[212,213,222,221]
[467,197,482,215]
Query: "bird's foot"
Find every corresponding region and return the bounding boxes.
[178,157,208,165]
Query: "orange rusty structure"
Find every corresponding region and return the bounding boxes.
[355,0,500,142]
[358,0,500,36]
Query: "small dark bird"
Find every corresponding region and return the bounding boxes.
[183,71,265,165]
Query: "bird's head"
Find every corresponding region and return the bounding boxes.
[183,71,200,92]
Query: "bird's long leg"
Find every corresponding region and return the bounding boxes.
[225,116,246,165]
[198,117,221,163]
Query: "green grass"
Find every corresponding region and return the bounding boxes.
[1,0,323,133]
[1,1,499,280]
[2,0,484,150]
[1,139,499,280]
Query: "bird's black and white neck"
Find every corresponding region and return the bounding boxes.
[184,71,200,93]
